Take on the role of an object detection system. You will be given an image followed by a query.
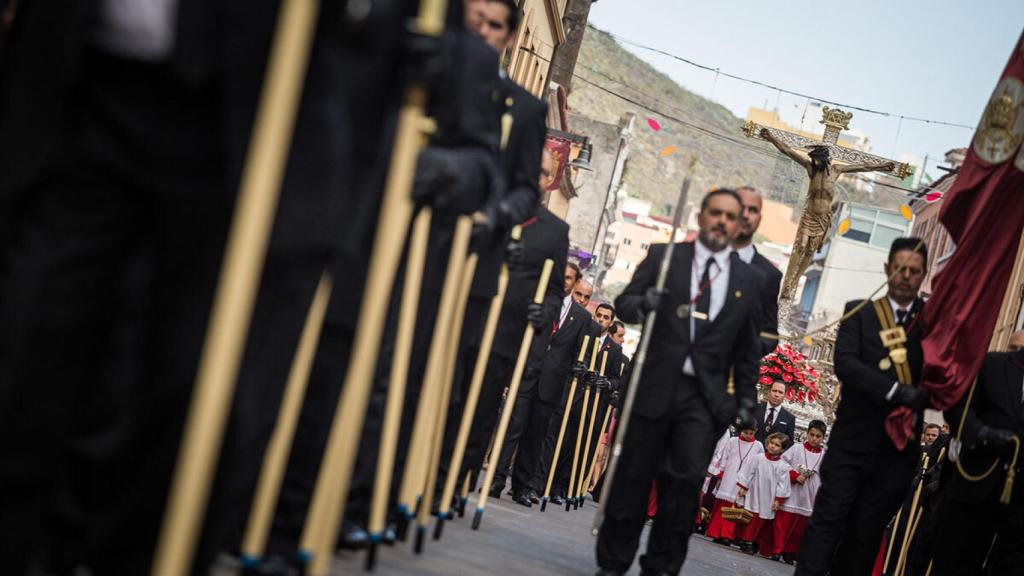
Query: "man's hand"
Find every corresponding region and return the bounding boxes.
[734,398,757,430]
[736,487,747,499]
[571,362,588,382]
[890,386,929,412]
[977,426,1018,456]
[505,236,524,268]
[526,302,545,331]
[641,287,668,314]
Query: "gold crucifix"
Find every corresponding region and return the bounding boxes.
[741,107,915,313]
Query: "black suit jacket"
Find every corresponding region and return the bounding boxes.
[491,206,568,361]
[945,351,1024,503]
[596,334,627,389]
[615,242,763,428]
[752,402,796,445]
[830,297,925,452]
[537,301,601,404]
[471,79,547,299]
[749,248,782,357]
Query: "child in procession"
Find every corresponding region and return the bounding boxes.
[735,432,792,556]
[705,420,762,546]
[772,420,827,563]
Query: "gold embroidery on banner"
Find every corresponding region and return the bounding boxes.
[974,77,1024,164]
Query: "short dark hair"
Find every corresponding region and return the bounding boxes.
[924,423,941,432]
[700,188,743,213]
[487,0,520,34]
[766,432,790,446]
[888,237,928,270]
[596,302,615,320]
[808,420,827,435]
[613,320,625,332]
[567,262,582,283]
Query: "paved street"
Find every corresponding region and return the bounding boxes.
[327,494,795,576]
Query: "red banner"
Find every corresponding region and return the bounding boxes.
[544,135,572,192]
[887,31,1024,449]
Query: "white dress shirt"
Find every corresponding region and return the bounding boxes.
[557,295,572,329]
[683,240,732,376]
[94,0,180,61]
[884,296,915,401]
[736,243,756,265]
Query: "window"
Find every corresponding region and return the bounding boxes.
[842,207,908,248]
[623,238,632,246]
[641,242,649,250]
[799,275,820,319]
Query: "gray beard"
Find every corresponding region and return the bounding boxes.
[698,230,729,252]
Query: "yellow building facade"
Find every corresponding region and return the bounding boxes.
[505,0,567,98]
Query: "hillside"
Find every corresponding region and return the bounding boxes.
[568,26,899,218]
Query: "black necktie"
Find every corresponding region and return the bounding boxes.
[694,258,715,336]
[767,406,776,429]
[897,309,908,326]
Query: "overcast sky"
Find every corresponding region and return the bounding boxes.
[587,1,1023,182]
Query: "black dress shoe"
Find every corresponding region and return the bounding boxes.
[512,490,534,508]
[526,489,541,504]
[550,494,566,506]
[337,522,369,550]
[712,537,732,547]
[488,482,504,499]
[594,569,622,576]
[381,525,397,545]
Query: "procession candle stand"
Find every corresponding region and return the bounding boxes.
[434,227,519,541]
[239,274,332,573]
[539,335,591,512]
[576,351,608,506]
[414,251,480,554]
[364,208,432,571]
[568,342,601,511]
[472,259,555,529]
[150,1,320,574]
[390,216,473,544]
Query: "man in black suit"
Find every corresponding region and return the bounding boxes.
[752,381,797,446]
[797,237,931,576]
[491,264,599,505]
[439,149,567,506]
[596,188,764,576]
[0,2,403,572]
[932,331,1024,575]
[733,186,783,356]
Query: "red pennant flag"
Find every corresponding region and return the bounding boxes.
[886,31,1024,449]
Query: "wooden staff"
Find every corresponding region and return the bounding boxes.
[582,395,614,498]
[392,216,474,541]
[434,227,518,540]
[883,507,903,575]
[472,259,555,529]
[150,1,320,574]
[539,334,591,512]
[239,273,332,570]
[457,471,472,517]
[593,162,696,535]
[290,0,448,569]
[576,351,608,506]
[363,208,431,571]
[568,342,600,511]
[413,250,479,554]
[894,453,930,576]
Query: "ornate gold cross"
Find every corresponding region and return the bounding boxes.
[742,106,915,180]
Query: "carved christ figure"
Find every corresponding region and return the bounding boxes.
[760,128,895,302]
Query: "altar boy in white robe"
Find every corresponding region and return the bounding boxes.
[773,420,827,563]
[735,432,792,556]
[706,421,762,545]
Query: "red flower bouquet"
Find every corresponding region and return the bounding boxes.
[758,343,820,406]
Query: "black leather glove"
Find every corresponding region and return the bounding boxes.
[505,237,524,268]
[641,287,668,314]
[610,389,622,407]
[526,302,545,331]
[733,398,757,431]
[977,426,1018,456]
[469,216,495,253]
[571,362,588,382]
[890,386,929,411]
[583,370,599,389]
[595,376,611,392]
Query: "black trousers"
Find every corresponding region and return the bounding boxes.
[595,377,721,575]
[0,51,228,575]
[933,488,1024,576]
[488,368,542,491]
[797,439,920,576]
[532,383,588,496]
